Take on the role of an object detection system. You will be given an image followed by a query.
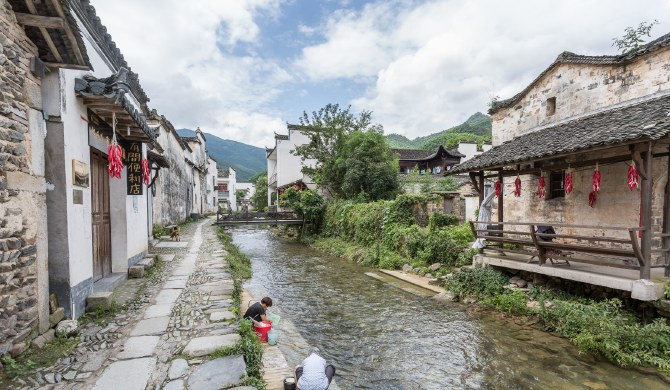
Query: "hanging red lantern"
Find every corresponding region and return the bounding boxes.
[513,175,521,197]
[141,159,150,185]
[107,111,124,178]
[627,160,639,191]
[592,163,601,193]
[537,172,546,198]
[495,180,502,198]
[564,168,573,195]
[588,190,598,207]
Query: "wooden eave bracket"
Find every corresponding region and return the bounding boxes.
[469,172,481,193]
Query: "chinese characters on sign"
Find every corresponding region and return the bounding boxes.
[126,142,143,195]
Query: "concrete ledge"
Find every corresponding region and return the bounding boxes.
[86,292,112,312]
[475,254,665,301]
[92,273,127,293]
[137,258,155,269]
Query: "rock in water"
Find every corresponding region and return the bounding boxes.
[402,264,413,273]
[56,320,79,338]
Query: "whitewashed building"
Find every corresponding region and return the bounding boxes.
[266,125,317,209]
[218,168,237,211]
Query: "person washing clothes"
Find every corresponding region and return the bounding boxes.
[294,348,336,390]
[243,296,272,322]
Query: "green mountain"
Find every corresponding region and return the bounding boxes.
[386,112,492,150]
[177,129,265,181]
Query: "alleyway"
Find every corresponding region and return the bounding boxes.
[17,218,254,390]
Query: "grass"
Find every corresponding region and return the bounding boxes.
[0,336,79,385]
[446,266,670,374]
[216,227,265,388]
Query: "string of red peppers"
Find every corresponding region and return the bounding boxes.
[627,159,639,190]
[588,163,601,207]
[107,111,124,178]
[564,167,573,195]
[141,159,150,185]
[513,174,521,197]
[494,180,502,197]
[537,171,546,198]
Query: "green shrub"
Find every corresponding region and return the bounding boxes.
[445,266,508,299]
[152,224,165,239]
[443,223,474,247]
[482,289,529,314]
[428,213,460,231]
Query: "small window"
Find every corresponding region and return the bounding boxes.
[549,171,564,199]
[546,97,556,116]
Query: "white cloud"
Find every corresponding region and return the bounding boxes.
[91,0,288,147]
[296,0,670,137]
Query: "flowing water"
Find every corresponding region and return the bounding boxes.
[232,228,669,390]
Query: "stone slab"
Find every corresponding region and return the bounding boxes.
[161,254,176,262]
[129,317,170,336]
[92,357,156,390]
[172,263,197,276]
[155,242,189,248]
[154,289,182,305]
[49,307,64,326]
[209,311,236,322]
[117,336,160,359]
[182,334,241,357]
[86,292,113,312]
[137,258,155,269]
[168,358,189,380]
[128,266,144,279]
[187,355,246,390]
[164,380,185,390]
[81,350,111,372]
[163,279,187,289]
[144,304,173,319]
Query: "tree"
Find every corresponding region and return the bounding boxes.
[235,189,246,200]
[251,175,268,211]
[279,188,324,235]
[612,20,659,54]
[293,103,398,200]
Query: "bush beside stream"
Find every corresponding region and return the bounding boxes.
[447,266,670,375]
[314,195,475,273]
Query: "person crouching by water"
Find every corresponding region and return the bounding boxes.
[294,348,336,390]
[243,296,272,323]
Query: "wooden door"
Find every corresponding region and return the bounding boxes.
[91,150,112,281]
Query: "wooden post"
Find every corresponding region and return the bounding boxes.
[640,142,653,280]
[497,170,503,224]
[663,147,670,277]
[478,171,485,206]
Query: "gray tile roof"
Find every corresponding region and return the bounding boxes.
[490,32,670,114]
[450,94,670,174]
[394,145,465,161]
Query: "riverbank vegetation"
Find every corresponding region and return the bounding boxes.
[309,194,474,273]
[447,266,670,374]
[216,228,264,388]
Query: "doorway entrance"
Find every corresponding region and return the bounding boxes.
[91,149,112,281]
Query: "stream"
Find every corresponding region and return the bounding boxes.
[233,227,668,390]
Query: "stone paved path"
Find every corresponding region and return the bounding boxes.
[80,218,249,390]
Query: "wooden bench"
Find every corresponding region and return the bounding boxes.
[470,221,644,270]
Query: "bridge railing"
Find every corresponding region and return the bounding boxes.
[216,210,299,223]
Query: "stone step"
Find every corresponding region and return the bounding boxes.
[182,334,241,357]
[128,265,145,279]
[137,257,155,269]
[86,292,113,312]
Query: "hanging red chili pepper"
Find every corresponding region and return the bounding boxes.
[513,175,521,197]
[592,163,601,193]
[588,190,598,207]
[107,111,124,178]
[564,168,573,195]
[537,172,546,198]
[141,159,150,185]
[627,160,639,191]
[495,180,502,198]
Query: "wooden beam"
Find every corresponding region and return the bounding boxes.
[497,170,503,224]
[48,0,86,65]
[478,171,485,206]
[15,12,64,28]
[468,172,480,193]
[44,62,89,70]
[24,0,63,63]
[489,153,637,178]
[640,141,653,279]
[663,146,670,277]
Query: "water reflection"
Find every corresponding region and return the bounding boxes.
[232,228,669,390]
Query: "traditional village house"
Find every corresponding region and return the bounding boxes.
[180,128,210,217]
[39,1,162,317]
[147,113,194,227]
[236,182,255,210]
[394,145,464,175]
[450,33,670,300]
[266,124,317,210]
[205,156,218,213]
[1,0,91,353]
[218,168,237,212]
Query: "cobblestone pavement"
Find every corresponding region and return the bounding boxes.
[9,219,253,390]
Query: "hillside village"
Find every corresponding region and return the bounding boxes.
[2,0,670,389]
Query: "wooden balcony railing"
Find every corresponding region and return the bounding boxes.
[468,221,661,279]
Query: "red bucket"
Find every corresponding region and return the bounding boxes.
[253,321,272,342]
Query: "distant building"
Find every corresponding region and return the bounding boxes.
[266,125,317,210]
[236,182,256,209]
[217,168,237,211]
[394,145,464,175]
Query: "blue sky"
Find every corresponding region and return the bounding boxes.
[92,0,670,147]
